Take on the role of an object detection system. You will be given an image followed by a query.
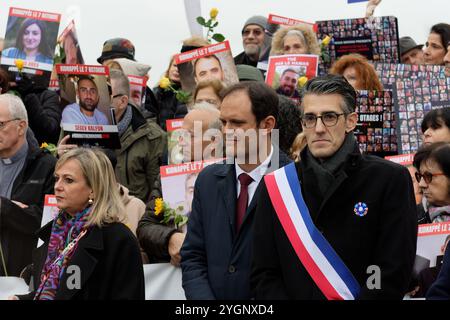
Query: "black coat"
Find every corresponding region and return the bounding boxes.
[153,86,187,131]
[181,151,292,300]
[137,173,177,263]
[23,90,62,145]
[19,221,145,300]
[251,148,418,300]
[427,245,450,300]
[0,138,56,277]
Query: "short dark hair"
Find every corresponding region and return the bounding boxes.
[413,142,450,181]
[281,68,299,78]
[430,23,450,53]
[421,108,450,134]
[300,74,356,115]
[220,81,279,124]
[77,76,97,89]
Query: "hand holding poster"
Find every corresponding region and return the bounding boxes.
[175,41,238,94]
[266,54,319,102]
[0,7,61,87]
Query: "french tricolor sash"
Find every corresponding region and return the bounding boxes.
[264,162,360,300]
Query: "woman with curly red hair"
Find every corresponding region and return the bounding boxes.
[330,53,383,91]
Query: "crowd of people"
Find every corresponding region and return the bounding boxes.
[0,1,449,301]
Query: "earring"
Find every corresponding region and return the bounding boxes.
[88,198,94,205]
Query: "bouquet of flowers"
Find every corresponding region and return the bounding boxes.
[154,198,188,229]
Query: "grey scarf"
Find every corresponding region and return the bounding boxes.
[305,133,357,197]
[117,105,133,137]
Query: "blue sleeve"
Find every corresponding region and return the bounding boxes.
[180,173,216,300]
[61,106,82,124]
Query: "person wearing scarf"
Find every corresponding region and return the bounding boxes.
[14,148,144,300]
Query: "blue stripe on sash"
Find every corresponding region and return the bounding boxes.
[284,163,361,298]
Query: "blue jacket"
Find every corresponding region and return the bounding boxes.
[180,151,291,300]
[427,245,450,300]
[2,47,53,65]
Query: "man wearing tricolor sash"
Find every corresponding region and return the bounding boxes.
[251,75,417,300]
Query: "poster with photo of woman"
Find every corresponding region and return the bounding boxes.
[0,7,60,87]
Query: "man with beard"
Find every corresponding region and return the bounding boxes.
[61,77,109,125]
[276,68,300,99]
[234,16,276,70]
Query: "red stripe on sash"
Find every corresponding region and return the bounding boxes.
[265,174,343,300]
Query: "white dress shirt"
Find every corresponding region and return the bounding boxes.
[235,146,274,206]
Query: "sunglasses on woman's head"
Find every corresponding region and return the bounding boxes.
[415,171,445,184]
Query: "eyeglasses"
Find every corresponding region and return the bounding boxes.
[0,119,19,130]
[415,171,445,184]
[301,112,346,129]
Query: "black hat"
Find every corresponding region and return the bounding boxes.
[97,38,135,64]
[400,36,424,56]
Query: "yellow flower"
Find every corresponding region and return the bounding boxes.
[15,59,24,72]
[298,76,308,88]
[154,198,164,216]
[210,8,219,20]
[159,77,171,89]
[322,36,331,47]
[40,142,49,149]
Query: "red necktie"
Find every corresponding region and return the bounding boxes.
[236,173,253,233]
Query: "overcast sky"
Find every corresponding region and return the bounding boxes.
[1,0,448,86]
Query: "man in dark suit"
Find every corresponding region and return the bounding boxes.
[180,82,291,300]
[251,75,418,300]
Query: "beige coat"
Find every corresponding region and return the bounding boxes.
[120,184,146,236]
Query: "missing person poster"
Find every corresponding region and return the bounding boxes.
[160,159,220,222]
[316,16,400,73]
[266,54,319,102]
[268,13,317,32]
[175,41,238,94]
[166,119,184,165]
[393,75,449,154]
[0,7,61,87]
[355,90,397,156]
[373,63,449,154]
[385,154,422,205]
[408,222,450,299]
[56,20,84,65]
[128,75,148,108]
[374,62,446,90]
[56,64,112,124]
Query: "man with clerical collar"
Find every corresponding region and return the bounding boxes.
[251,75,417,300]
[180,81,291,299]
[0,94,56,277]
[61,76,109,125]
